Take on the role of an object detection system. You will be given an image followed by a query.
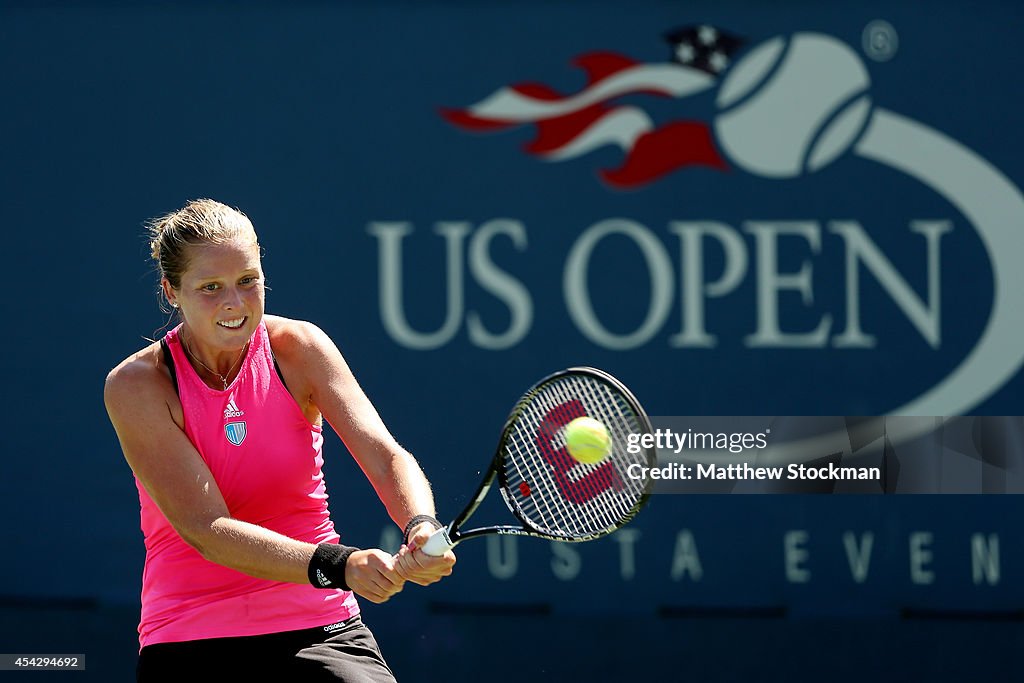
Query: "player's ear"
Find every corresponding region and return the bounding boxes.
[161,278,178,309]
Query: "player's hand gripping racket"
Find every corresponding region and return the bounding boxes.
[421,367,656,556]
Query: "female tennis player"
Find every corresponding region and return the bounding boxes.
[104,199,455,681]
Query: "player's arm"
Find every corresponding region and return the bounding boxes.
[271,319,455,584]
[103,351,403,602]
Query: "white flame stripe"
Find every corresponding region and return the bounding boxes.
[540,106,654,161]
[857,109,1024,417]
[467,64,713,122]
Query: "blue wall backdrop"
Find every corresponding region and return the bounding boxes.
[1,2,1022,680]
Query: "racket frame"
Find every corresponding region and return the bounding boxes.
[436,366,656,549]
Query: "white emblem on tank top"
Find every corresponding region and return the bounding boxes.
[223,399,245,419]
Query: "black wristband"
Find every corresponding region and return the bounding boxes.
[308,543,358,590]
[403,514,443,546]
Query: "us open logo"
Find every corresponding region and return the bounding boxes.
[368,24,1024,418]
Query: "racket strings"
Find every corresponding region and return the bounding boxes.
[501,373,653,539]
[511,378,642,536]
[505,399,588,536]
[516,387,606,534]
[552,377,648,522]
[549,381,635,508]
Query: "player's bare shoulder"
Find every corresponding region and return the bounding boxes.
[104,342,179,423]
[265,315,355,411]
[265,316,339,422]
[265,315,335,361]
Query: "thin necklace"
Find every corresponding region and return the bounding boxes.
[182,331,248,391]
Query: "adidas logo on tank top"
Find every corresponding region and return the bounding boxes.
[223,399,245,419]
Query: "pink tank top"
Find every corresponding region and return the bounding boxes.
[135,320,359,647]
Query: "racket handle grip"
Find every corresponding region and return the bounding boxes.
[421,526,453,556]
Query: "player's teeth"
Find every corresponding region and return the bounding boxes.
[219,318,244,328]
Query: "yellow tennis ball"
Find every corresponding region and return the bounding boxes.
[564,416,611,464]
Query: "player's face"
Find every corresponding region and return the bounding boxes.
[169,236,265,351]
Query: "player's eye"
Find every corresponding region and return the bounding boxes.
[200,283,219,292]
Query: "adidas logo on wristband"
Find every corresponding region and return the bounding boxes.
[315,568,332,587]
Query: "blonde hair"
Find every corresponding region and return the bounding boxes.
[147,199,259,290]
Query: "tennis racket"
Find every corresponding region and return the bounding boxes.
[422,366,656,556]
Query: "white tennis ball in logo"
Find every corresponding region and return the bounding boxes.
[564,416,611,464]
[714,33,873,178]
